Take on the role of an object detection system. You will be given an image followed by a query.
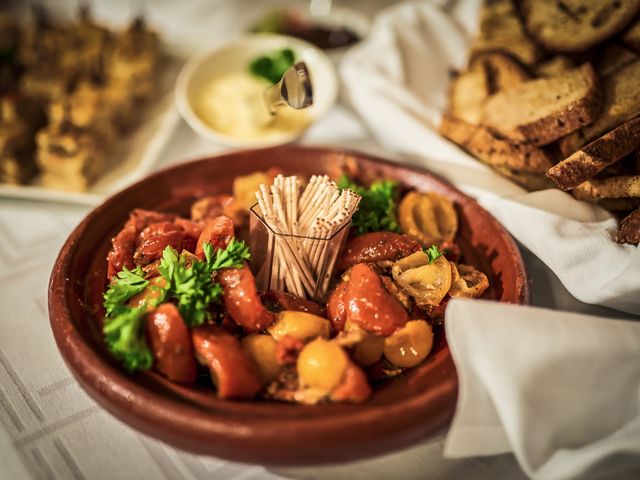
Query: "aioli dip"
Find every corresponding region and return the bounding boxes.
[195,72,310,140]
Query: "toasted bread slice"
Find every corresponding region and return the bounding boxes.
[533,55,574,77]
[596,43,639,77]
[439,113,554,173]
[471,0,541,66]
[572,175,640,198]
[622,18,640,52]
[617,208,640,243]
[547,117,640,190]
[558,60,640,155]
[629,150,640,174]
[449,63,490,125]
[481,63,601,146]
[470,51,531,92]
[599,197,640,211]
[521,0,640,52]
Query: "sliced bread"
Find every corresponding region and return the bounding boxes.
[471,0,542,66]
[622,18,640,52]
[547,117,640,190]
[448,63,490,125]
[470,51,531,92]
[596,43,639,77]
[481,63,601,146]
[617,207,640,243]
[521,0,640,52]
[572,175,640,198]
[558,60,640,155]
[533,55,575,77]
[439,113,554,173]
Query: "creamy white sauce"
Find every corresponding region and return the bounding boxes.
[195,72,310,140]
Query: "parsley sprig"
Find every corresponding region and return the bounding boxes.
[423,245,444,264]
[102,239,250,371]
[337,175,401,235]
[159,239,250,326]
[103,266,149,317]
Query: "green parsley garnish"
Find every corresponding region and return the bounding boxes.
[102,239,251,371]
[103,266,149,317]
[423,245,444,264]
[103,306,153,371]
[337,175,401,235]
[158,238,250,326]
[249,47,295,84]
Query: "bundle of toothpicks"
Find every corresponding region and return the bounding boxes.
[255,174,361,300]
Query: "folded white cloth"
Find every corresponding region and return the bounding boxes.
[340,0,640,315]
[444,299,640,480]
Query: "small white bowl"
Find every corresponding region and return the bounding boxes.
[175,34,338,149]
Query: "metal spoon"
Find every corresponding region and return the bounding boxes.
[263,62,313,114]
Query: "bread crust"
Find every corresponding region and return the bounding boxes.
[617,207,640,243]
[439,113,554,173]
[482,64,602,146]
[547,117,640,190]
[558,60,640,156]
[521,0,640,53]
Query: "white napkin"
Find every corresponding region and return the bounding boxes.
[340,0,640,315]
[444,299,640,480]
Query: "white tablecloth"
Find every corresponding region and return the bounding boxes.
[0,1,636,479]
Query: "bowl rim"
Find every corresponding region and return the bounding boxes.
[48,145,529,465]
[174,33,339,149]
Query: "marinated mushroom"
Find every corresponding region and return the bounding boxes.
[392,251,452,307]
[449,263,490,299]
[398,191,457,245]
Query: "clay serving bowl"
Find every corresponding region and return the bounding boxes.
[49,146,529,466]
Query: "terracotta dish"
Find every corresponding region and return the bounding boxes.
[48,146,529,465]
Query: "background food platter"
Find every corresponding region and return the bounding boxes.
[0,55,181,205]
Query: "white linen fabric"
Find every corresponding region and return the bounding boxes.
[340,0,640,315]
[444,299,640,480]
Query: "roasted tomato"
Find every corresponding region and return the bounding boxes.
[191,325,262,399]
[345,263,409,336]
[262,290,326,317]
[145,303,197,384]
[126,209,175,231]
[337,232,420,271]
[275,334,305,366]
[191,194,233,222]
[218,266,275,332]
[330,361,372,403]
[107,224,137,278]
[196,216,235,259]
[441,240,462,263]
[134,222,186,266]
[191,195,244,227]
[174,217,203,241]
[108,210,186,278]
[326,281,348,332]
